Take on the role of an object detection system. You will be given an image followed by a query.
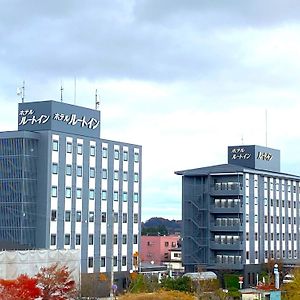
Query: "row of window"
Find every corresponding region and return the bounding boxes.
[50,233,138,247]
[52,163,139,182]
[51,210,138,224]
[264,215,296,225]
[246,232,297,241]
[246,249,297,260]
[51,186,139,202]
[53,140,140,162]
[88,255,128,269]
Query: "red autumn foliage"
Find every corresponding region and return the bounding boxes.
[35,263,77,300]
[0,274,41,300]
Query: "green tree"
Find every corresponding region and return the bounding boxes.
[282,269,300,300]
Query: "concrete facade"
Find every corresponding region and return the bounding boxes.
[140,235,180,265]
[0,100,142,278]
[176,145,300,286]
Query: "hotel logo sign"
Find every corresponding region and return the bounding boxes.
[18,109,100,130]
[257,151,273,161]
[231,147,251,160]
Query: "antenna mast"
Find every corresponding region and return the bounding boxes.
[95,89,100,110]
[74,77,77,104]
[265,109,268,147]
[60,83,64,102]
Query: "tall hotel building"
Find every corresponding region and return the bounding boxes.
[0,100,141,277]
[176,145,300,285]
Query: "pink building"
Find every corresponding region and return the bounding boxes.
[141,235,179,265]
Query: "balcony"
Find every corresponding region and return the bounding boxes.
[210,224,243,232]
[210,241,243,250]
[210,200,243,214]
[210,182,243,197]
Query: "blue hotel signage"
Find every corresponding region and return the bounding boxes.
[228,145,280,172]
[18,100,101,138]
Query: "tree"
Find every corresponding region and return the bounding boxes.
[35,263,77,300]
[282,268,300,300]
[0,274,41,300]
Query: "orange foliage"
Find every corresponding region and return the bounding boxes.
[35,263,77,300]
[99,273,108,281]
[0,274,41,300]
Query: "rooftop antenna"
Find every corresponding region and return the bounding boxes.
[95,89,100,110]
[74,76,77,104]
[60,82,64,102]
[265,109,268,147]
[17,81,25,102]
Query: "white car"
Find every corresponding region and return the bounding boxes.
[283,274,294,284]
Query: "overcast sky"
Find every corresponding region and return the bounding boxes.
[2,0,300,221]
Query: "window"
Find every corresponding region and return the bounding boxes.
[89,189,95,200]
[113,256,117,266]
[65,187,71,198]
[102,147,108,158]
[114,149,119,160]
[102,190,107,200]
[90,145,96,156]
[50,234,56,246]
[53,140,59,151]
[246,233,249,241]
[101,212,107,223]
[52,163,58,174]
[51,210,57,221]
[90,167,95,178]
[66,165,72,176]
[122,256,127,266]
[134,173,139,182]
[89,234,94,245]
[76,188,82,199]
[76,234,81,245]
[88,257,93,268]
[123,213,127,223]
[113,191,118,201]
[114,212,118,223]
[123,151,128,161]
[165,242,169,247]
[51,186,57,197]
[102,169,107,179]
[254,214,258,223]
[114,234,118,245]
[65,234,70,245]
[101,234,106,245]
[66,142,72,153]
[77,166,82,177]
[134,234,138,244]
[246,214,249,223]
[65,211,71,222]
[134,193,139,202]
[77,144,83,155]
[76,211,81,222]
[114,170,119,180]
[134,152,139,162]
[134,213,138,223]
[101,256,106,267]
[122,235,127,244]
[123,192,128,202]
[89,211,94,222]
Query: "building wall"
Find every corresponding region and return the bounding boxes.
[0,100,142,277]
[141,235,179,265]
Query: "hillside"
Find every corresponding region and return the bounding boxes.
[142,217,181,236]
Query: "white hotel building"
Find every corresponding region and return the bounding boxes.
[0,100,142,287]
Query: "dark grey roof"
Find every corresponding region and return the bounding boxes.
[175,163,300,180]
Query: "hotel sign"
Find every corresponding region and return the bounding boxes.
[19,109,100,130]
[228,145,280,173]
[18,100,101,138]
[231,147,251,160]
